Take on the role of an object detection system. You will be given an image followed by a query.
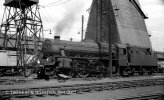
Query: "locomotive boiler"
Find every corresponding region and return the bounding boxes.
[37,37,158,79]
[42,36,109,59]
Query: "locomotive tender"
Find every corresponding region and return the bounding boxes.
[37,37,158,79]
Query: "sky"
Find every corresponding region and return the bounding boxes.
[0,0,164,51]
[139,0,164,51]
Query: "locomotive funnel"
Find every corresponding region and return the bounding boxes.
[54,36,60,40]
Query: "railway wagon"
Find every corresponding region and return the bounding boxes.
[0,50,17,76]
[37,37,158,79]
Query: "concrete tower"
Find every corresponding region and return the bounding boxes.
[85,0,151,48]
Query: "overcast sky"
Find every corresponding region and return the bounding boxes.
[139,0,164,51]
[0,0,164,51]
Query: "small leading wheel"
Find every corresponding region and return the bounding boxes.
[67,69,75,78]
[24,68,33,77]
[49,70,57,79]
[77,63,89,78]
[94,61,106,77]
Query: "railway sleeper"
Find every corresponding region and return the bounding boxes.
[0,78,164,99]
[92,86,104,92]
[118,93,164,100]
[14,94,32,98]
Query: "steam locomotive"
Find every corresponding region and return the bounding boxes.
[36,37,158,79]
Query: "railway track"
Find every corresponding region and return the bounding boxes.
[0,78,164,99]
[118,93,164,100]
[0,78,33,85]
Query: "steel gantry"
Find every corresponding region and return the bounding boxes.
[0,0,43,75]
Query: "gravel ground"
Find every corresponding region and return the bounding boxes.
[11,85,164,100]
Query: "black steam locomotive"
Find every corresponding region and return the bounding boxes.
[36,37,158,79]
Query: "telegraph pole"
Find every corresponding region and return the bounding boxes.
[96,0,98,42]
[81,15,84,41]
[100,0,103,42]
[108,0,113,78]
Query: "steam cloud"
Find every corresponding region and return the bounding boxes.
[54,2,85,36]
[54,12,76,36]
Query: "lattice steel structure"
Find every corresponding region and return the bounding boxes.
[1,0,43,71]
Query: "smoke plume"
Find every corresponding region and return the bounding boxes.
[54,1,85,36]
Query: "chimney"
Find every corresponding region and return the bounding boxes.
[54,36,60,40]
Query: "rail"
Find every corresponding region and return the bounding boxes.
[118,93,164,100]
[0,78,164,99]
